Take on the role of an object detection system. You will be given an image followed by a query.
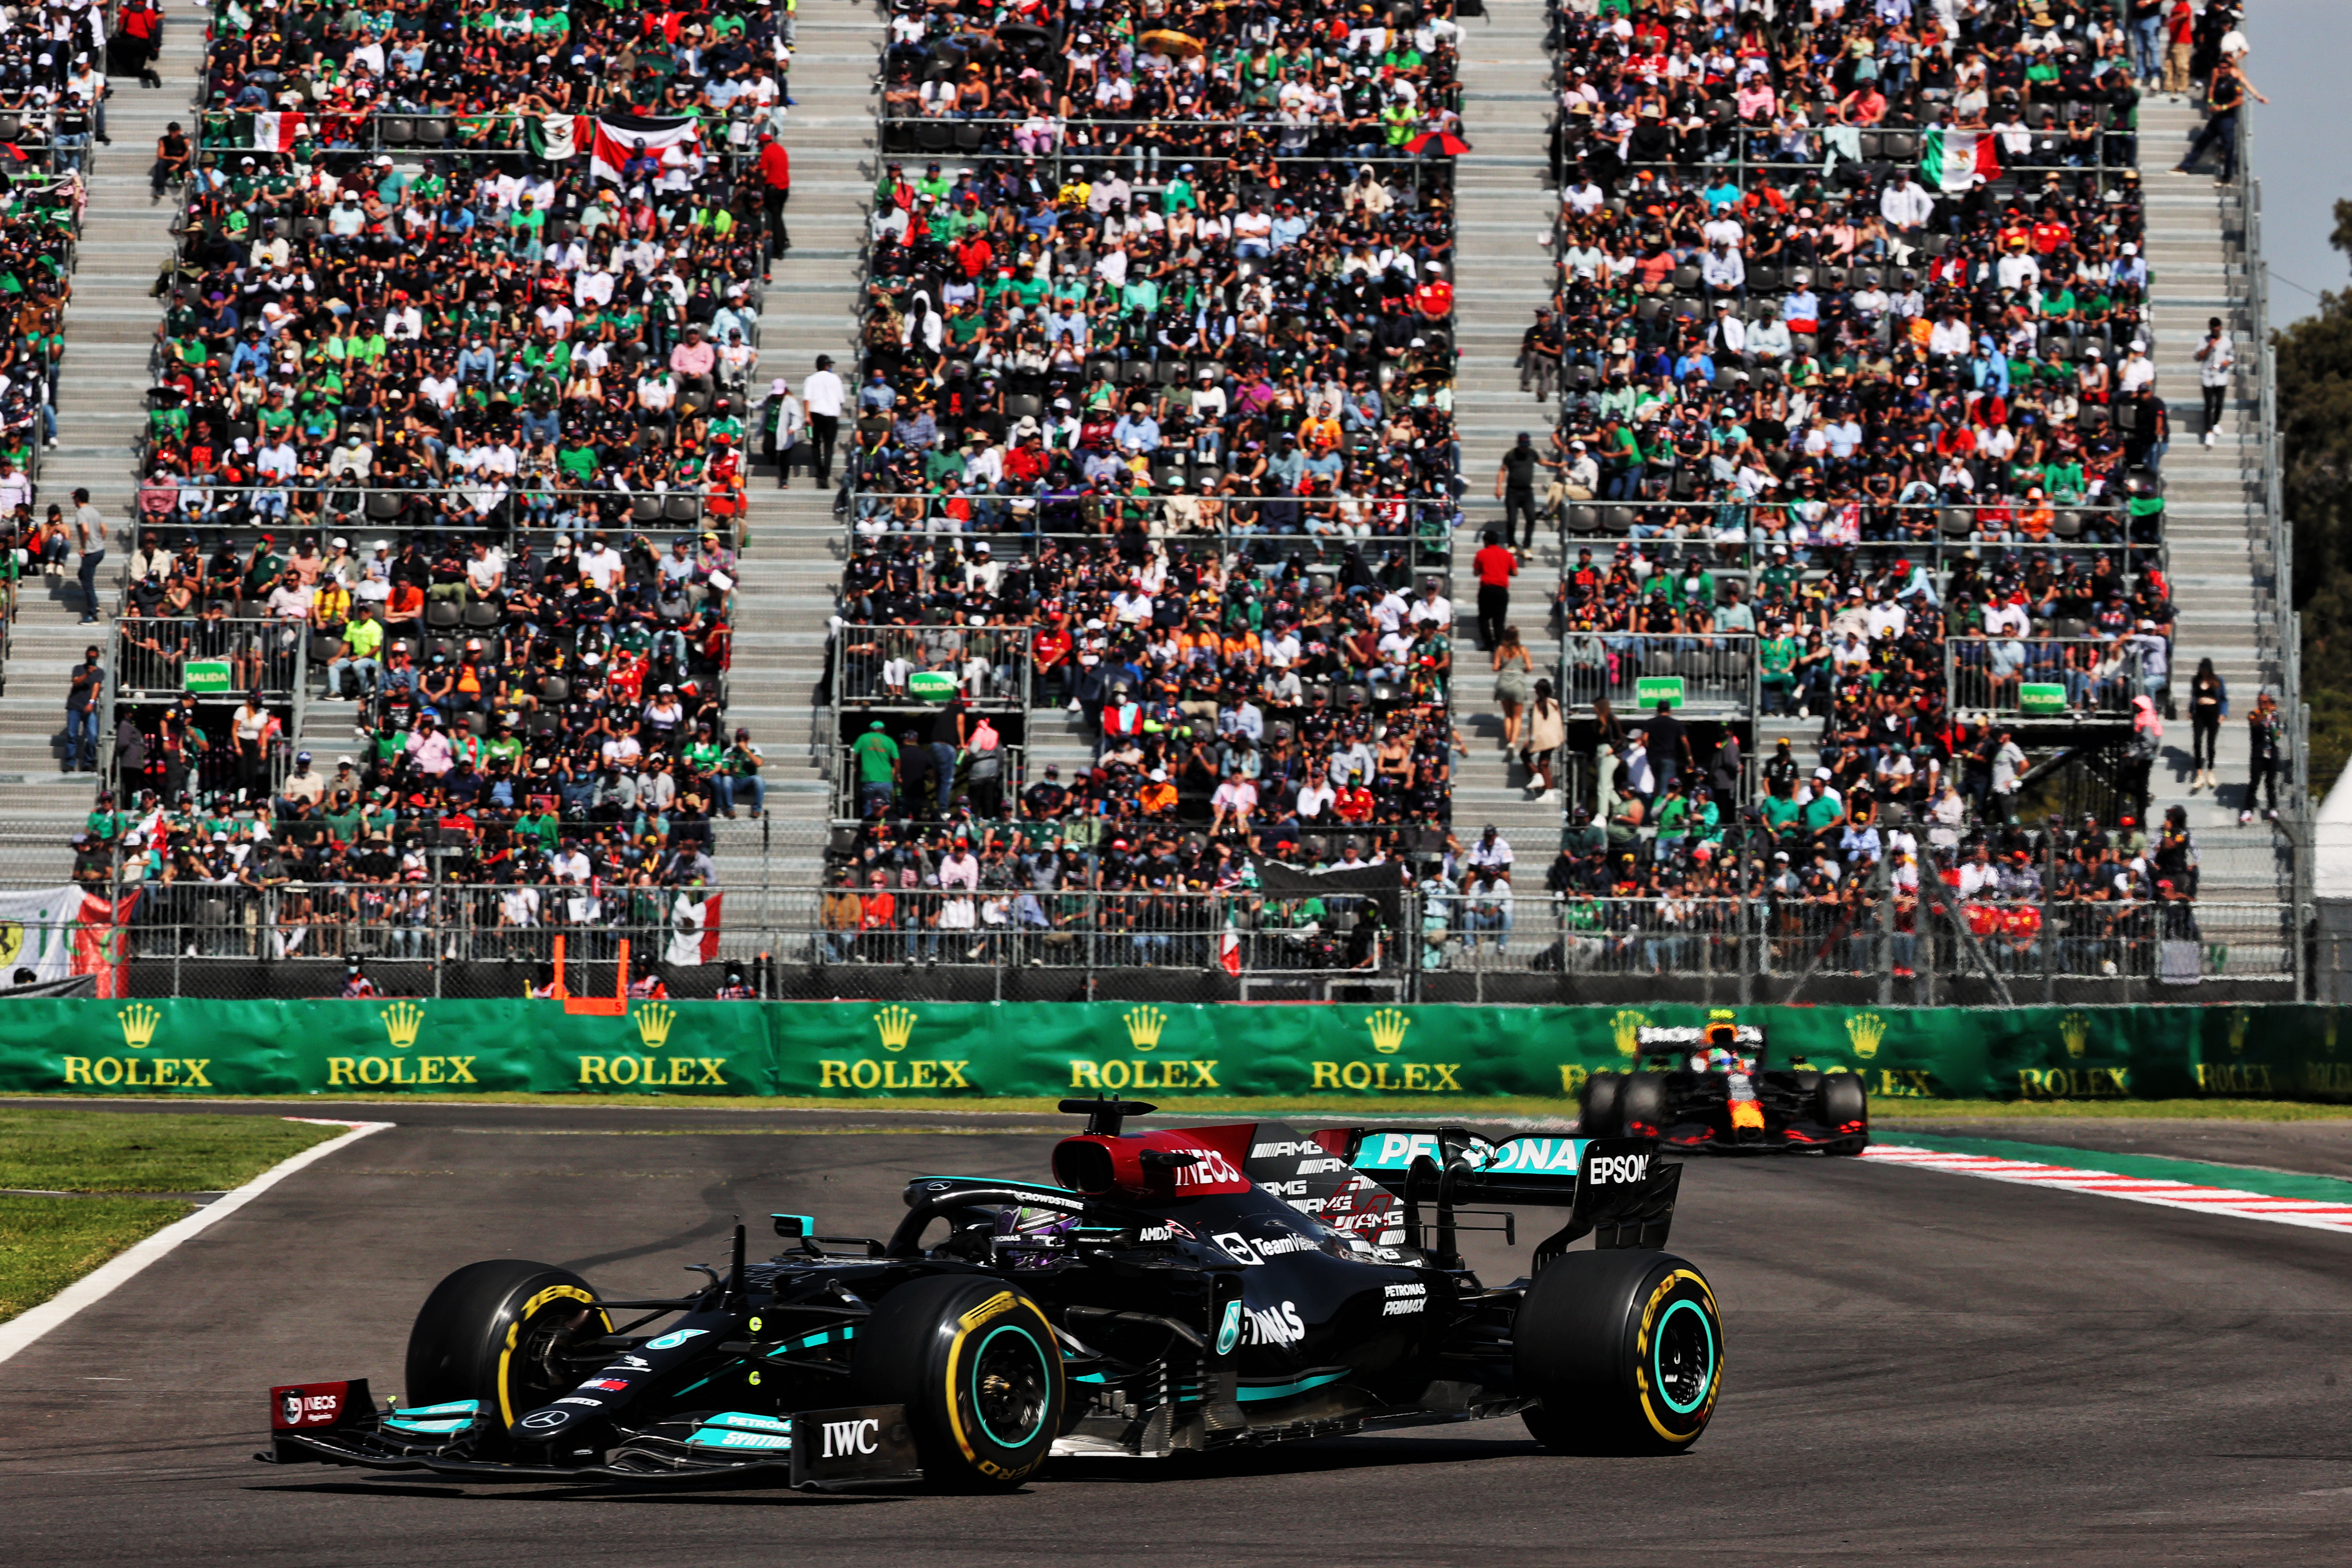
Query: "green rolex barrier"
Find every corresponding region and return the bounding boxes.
[5,1000,2352,1105]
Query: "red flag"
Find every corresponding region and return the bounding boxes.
[1219,928,1241,977]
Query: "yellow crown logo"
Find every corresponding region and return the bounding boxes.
[380,1001,425,1051]
[874,1004,917,1054]
[2229,1011,2250,1058]
[635,1002,675,1051]
[2060,1011,2089,1060]
[1846,1011,1887,1060]
[1367,1008,1411,1056]
[118,1003,161,1051]
[1124,1006,1166,1052]
[1610,1009,1649,1058]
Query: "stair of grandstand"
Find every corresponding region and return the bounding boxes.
[0,19,206,882]
[1447,0,1571,864]
[742,10,888,893]
[2137,93,2277,884]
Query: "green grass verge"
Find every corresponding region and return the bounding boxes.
[0,1109,345,1193]
[0,1195,194,1324]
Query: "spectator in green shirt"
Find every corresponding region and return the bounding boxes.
[852,720,898,817]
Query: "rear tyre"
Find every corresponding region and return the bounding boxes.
[404,1259,610,1452]
[1578,1071,1623,1136]
[1515,1249,1722,1455]
[1816,1072,1869,1155]
[1616,1072,1669,1137]
[851,1274,1064,1491]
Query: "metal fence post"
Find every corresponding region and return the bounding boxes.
[1875,851,1892,1006]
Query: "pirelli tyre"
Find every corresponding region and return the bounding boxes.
[851,1274,1065,1491]
[1515,1249,1722,1455]
[1817,1071,1870,1155]
[1578,1071,1623,1136]
[1615,1071,1670,1138]
[403,1259,612,1455]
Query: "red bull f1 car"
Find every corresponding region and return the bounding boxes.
[1580,1019,1869,1155]
[260,1098,1720,1490]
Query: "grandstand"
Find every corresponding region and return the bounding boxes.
[0,0,2308,1004]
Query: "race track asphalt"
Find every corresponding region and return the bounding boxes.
[5,1100,2352,1567]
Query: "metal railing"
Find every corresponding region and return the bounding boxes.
[110,614,304,702]
[1554,496,2163,553]
[831,624,1032,710]
[2235,103,2311,995]
[1559,632,1757,715]
[1946,636,2145,720]
[82,885,2295,1001]
[844,487,1459,565]
[130,481,725,538]
[833,741,1025,824]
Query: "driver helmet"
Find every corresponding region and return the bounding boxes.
[991,1204,1078,1268]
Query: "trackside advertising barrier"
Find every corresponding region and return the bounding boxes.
[3,1001,2350,1104]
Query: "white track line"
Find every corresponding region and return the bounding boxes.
[0,1118,392,1367]
[1864,1144,2352,1236]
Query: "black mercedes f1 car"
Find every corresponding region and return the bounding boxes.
[261,1098,1720,1490]
[1580,1019,1869,1155]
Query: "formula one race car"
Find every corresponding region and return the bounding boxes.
[260,1099,1719,1491]
[1580,1019,1868,1155]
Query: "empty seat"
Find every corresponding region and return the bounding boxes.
[1568,505,1601,534]
[663,493,704,524]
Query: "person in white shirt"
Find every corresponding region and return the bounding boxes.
[802,354,845,487]
[2193,317,2235,445]
[578,535,626,593]
[1408,581,1453,629]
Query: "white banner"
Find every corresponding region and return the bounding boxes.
[0,887,93,985]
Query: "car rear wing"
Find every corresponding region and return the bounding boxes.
[1338,1127,1680,1270]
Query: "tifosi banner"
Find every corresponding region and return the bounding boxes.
[1,1000,2349,1103]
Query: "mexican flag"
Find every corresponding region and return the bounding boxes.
[251,110,304,151]
[588,112,701,184]
[526,113,578,161]
[1921,127,1999,193]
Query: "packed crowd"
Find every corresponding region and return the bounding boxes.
[152,0,804,543]
[837,532,1468,839]
[65,0,809,951]
[0,162,83,469]
[877,0,1465,162]
[822,0,1473,899]
[101,526,762,912]
[844,5,1466,553]
[0,0,146,176]
[1514,782,2211,980]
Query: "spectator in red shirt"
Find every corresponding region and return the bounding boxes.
[756,133,791,264]
[1411,264,1455,319]
[1471,527,1519,652]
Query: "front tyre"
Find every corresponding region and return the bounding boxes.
[1579,1071,1623,1136]
[1816,1071,1869,1155]
[404,1259,611,1453]
[851,1274,1064,1491]
[1515,1249,1722,1455]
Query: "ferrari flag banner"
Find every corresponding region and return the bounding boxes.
[1921,128,2000,192]
[589,113,700,184]
[0,885,103,984]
